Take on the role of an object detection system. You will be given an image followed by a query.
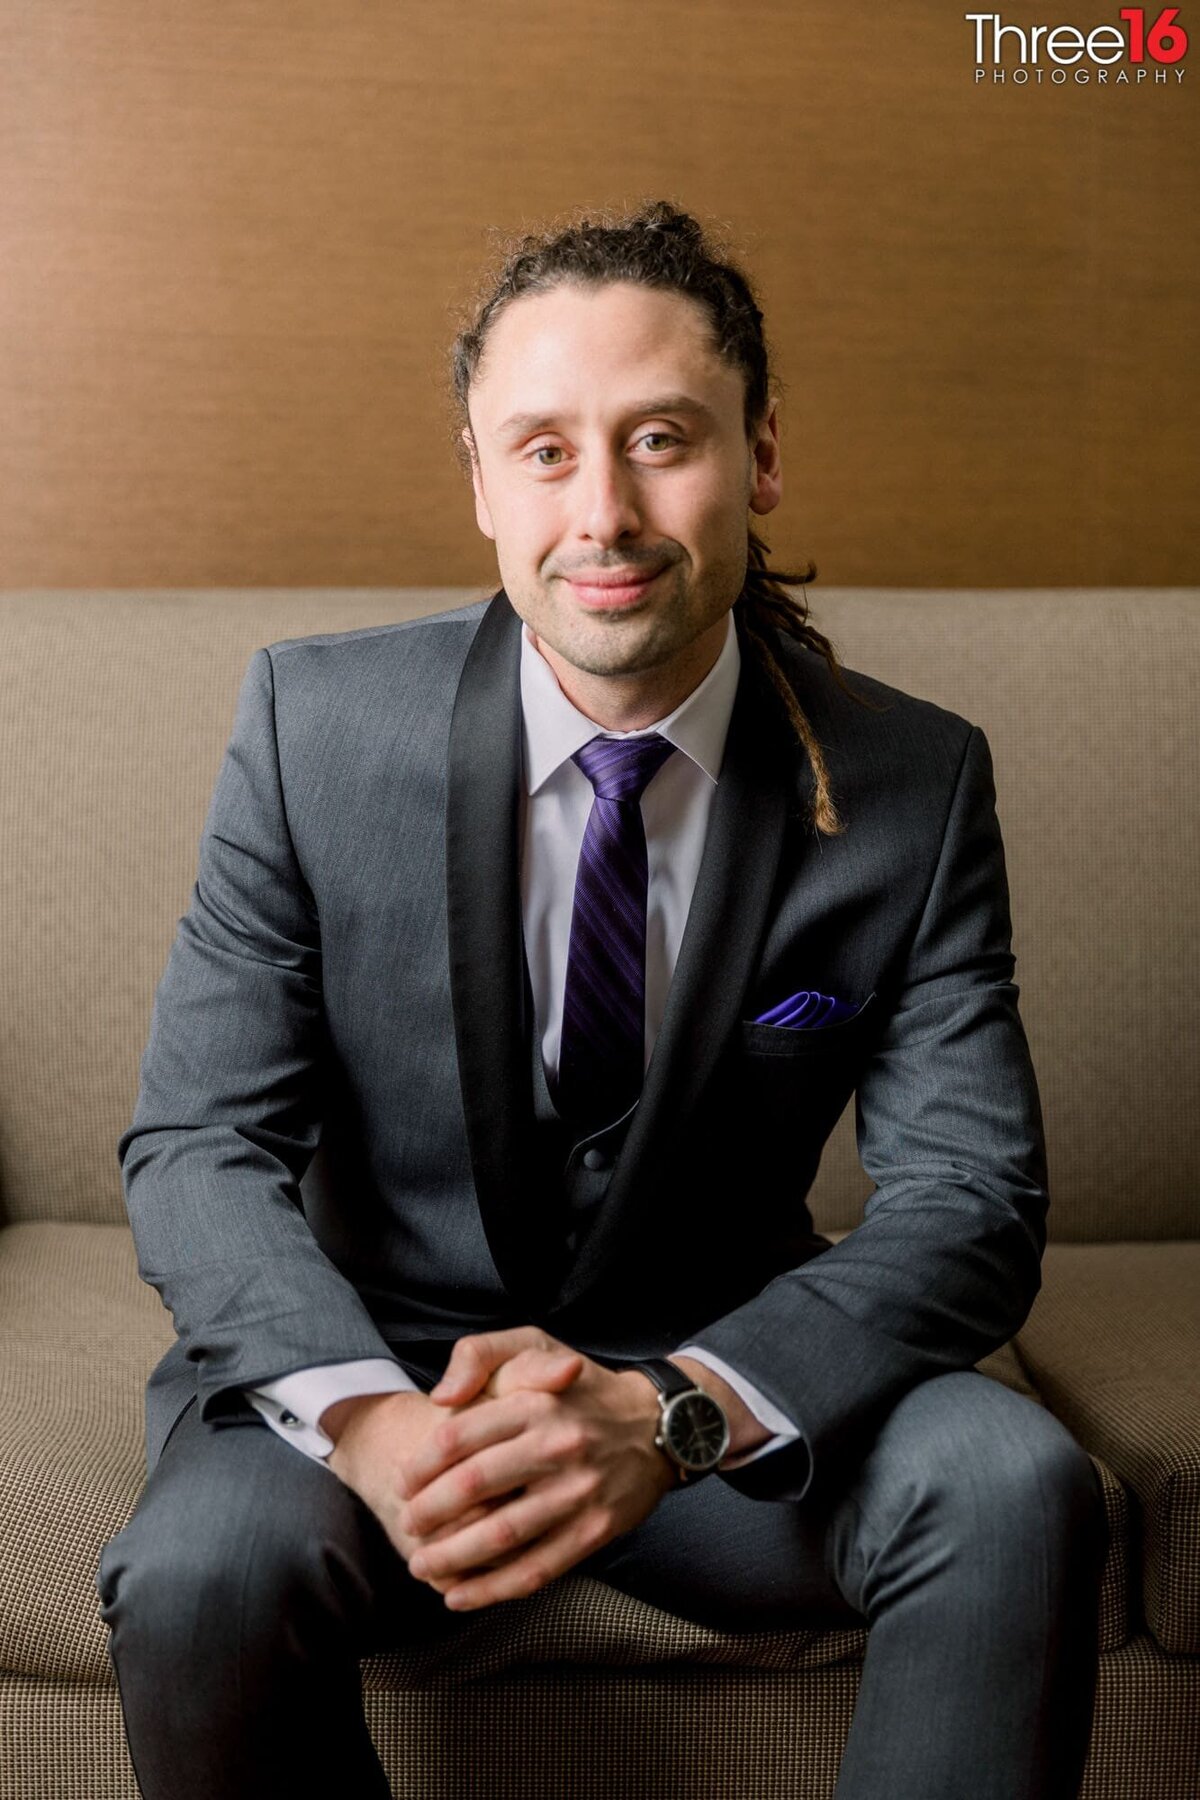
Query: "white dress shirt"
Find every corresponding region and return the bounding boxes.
[247,610,800,1468]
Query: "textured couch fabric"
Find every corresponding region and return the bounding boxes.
[1014,1242,1200,1657]
[1,588,1197,1798]
[0,1222,1137,1691]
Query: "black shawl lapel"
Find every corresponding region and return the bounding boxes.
[445,589,565,1310]
[554,612,800,1313]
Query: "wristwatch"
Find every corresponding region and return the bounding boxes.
[632,1358,731,1483]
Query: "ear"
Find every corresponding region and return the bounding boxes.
[462,428,497,541]
[748,400,783,518]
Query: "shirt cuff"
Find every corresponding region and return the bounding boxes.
[245,1358,419,1463]
[672,1344,801,1470]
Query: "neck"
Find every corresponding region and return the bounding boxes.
[531,617,729,731]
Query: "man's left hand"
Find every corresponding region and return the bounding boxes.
[395,1328,676,1611]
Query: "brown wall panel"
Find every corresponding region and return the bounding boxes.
[0,1,1195,588]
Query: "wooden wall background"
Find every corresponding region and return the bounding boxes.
[1,1,1195,590]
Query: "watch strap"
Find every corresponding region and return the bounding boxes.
[630,1357,697,1400]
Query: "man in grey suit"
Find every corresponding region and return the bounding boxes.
[97,200,1108,1799]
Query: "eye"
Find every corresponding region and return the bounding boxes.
[639,431,679,452]
[530,445,565,467]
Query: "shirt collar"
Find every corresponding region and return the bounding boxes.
[519,609,741,796]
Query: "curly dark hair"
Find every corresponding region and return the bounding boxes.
[448,198,875,834]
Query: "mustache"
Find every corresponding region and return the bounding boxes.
[552,552,676,577]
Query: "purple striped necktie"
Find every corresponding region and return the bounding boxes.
[556,731,678,1138]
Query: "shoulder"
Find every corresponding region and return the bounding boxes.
[765,622,980,773]
[251,597,491,718]
[263,595,490,668]
[748,618,992,844]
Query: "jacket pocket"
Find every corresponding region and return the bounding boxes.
[739,990,879,1059]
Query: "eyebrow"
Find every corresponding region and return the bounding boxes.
[493,394,717,442]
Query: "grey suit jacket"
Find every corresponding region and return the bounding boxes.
[119,590,1048,1501]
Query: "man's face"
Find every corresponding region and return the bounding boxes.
[463,280,782,687]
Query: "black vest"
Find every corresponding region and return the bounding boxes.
[527,978,640,1259]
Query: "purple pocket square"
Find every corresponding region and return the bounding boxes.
[753,989,863,1029]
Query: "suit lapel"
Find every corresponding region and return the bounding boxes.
[445,588,567,1310]
[555,609,801,1311]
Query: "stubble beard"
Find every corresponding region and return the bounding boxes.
[524,564,734,682]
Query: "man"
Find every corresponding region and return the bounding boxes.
[97,201,1108,1799]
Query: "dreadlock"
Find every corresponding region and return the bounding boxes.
[448,198,878,835]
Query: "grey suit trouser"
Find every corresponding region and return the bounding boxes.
[96,1368,1108,1800]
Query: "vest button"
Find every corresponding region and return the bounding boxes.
[582,1147,611,1172]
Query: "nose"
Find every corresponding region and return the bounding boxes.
[574,449,644,547]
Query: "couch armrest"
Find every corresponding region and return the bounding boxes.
[1015,1241,1200,1655]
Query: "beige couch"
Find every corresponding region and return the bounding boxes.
[1,588,1197,1799]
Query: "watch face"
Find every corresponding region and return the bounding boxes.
[662,1391,730,1471]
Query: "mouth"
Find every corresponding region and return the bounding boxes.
[564,566,667,611]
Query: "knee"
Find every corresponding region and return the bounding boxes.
[924,1383,1108,1574]
[832,1378,1110,1629]
[97,1494,355,1671]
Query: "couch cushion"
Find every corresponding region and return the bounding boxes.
[4,1633,1199,1800]
[0,589,455,1228]
[0,1221,1133,1684]
[0,1222,173,1680]
[1015,1241,1200,1655]
[0,1221,873,1684]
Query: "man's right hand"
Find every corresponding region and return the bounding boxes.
[323,1346,584,1588]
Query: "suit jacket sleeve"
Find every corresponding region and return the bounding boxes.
[118,647,404,1426]
[687,723,1048,1504]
